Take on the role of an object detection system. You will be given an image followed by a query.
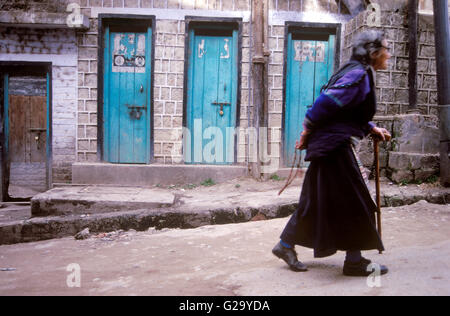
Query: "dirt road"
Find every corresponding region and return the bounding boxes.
[0,200,449,296]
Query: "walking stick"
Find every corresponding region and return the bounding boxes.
[373,138,382,254]
[373,131,391,254]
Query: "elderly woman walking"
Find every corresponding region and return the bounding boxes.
[272,30,392,276]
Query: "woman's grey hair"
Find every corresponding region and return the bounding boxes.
[351,30,386,64]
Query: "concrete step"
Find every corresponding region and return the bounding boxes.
[0,201,299,246]
[72,163,248,186]
[2,179,302,245]
[31,186,176,217]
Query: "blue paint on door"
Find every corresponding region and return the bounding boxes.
[284,33,335,166]
[104,28,152,164]
[186,28,238,165]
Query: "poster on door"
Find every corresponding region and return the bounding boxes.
[294,41,325,63]
[112,33,146,73]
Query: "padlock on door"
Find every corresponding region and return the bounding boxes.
[35,135,40,150]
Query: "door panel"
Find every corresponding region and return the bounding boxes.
[30,96,47,163]
[187,30,237,164]
[105,30,151,164]
[285,37,315,168]
[7,91,47,196]
[284,33,335,167]
[9,95,46,163]
[9,95,27,163]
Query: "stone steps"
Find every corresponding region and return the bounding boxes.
[0,181,448,245]
[31,186,176,217]
[72,163,248,186]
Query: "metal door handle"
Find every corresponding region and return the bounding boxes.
[126,104,147,110]
[126,104,147,120]
[211,101,231,116]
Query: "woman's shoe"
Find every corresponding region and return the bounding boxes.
[343,258,388,277]
[272,242,308,272]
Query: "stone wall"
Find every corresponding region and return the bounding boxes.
[4,0,442,183]
[358,114,440,183]
[266,0,349,170]
[417,15,439,116]
[8,75,46,96]
[10,163,47,189]
[342,5,443,183]
[0,0,71,13]
[342,7,439,116]
[0,27,79,184]
[75,0,254,165]
[76,15,99,164]
[74,0,351,168]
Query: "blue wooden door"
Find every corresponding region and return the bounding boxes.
[186,29,238,164]
[104,28,152,163]
[284,33,335,166]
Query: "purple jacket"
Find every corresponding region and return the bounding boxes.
[304,60,377,161]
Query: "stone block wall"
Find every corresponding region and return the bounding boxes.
[74,0,350,168]
[0,0,71,12]
[152,19,185,164]
[265,0,349,169]
[358,115,440,183]
[76,15,99,164]
[342,8,439,116]
[417,15,439,116]
[10,163,47,190]
[0,27,78,184]
[75,0,254,165]
[1,0,446,186]
[342,6,443,183]
[342,9,407,115]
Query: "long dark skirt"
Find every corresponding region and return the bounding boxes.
[280,142,385,258]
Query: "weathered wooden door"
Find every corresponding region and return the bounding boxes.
[104,28,152,163]
[284,32,335,166]
[186,28,238,164]
[9,95,47,164]
[1,72,50,200]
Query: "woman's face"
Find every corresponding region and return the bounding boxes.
[370,39,391,70]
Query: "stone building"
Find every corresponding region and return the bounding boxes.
[0,0,447,200]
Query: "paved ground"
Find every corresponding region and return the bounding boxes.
[0,200,448,296]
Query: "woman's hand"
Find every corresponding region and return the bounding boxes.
[371,126,391,142]
[296,130,310,150]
